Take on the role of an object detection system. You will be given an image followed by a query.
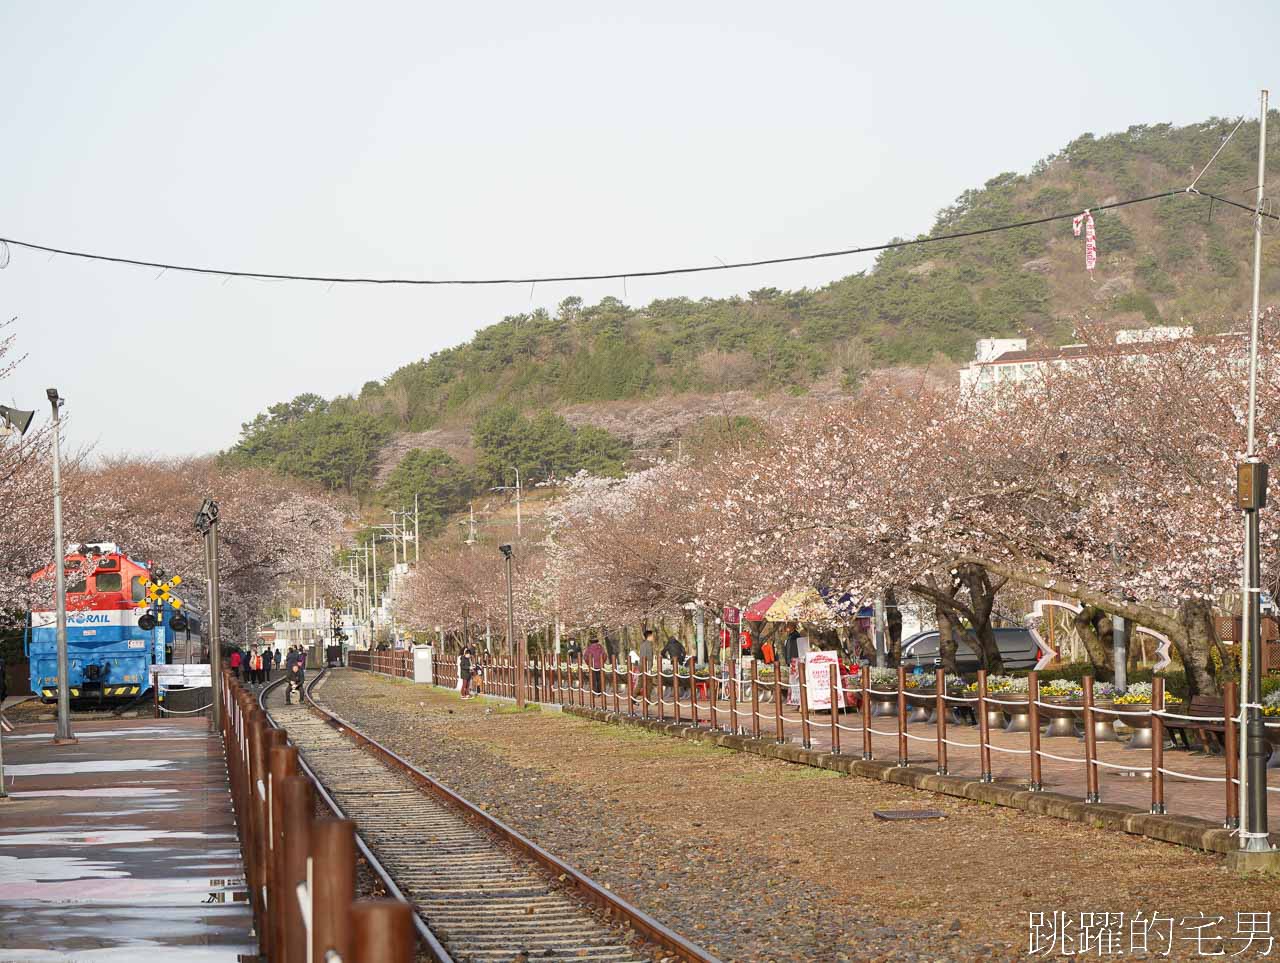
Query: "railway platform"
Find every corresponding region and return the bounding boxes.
[0,716,253,962]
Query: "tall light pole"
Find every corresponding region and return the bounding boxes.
[46,389,75,745]
[1234,88,1276,866]
[499,543,523,707]
[413,493,420,563]
[195,499,221,732]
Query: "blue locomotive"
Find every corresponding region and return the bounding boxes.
[25,543,204,703]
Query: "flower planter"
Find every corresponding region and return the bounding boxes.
[870,694,899,718]
[989,692,1031,732]
[1039,698,1081,738]
[904,688,935,724]
[1085,701,1120,742]
[1112,703,1155,749]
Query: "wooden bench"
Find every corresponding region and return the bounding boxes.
[1166,695,1225,752]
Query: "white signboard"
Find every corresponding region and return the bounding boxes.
[413,645,434,684]
[804,650,841,711]
[31,609,141,629]
[151,664,212,687]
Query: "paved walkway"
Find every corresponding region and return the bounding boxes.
[560,682,1280,828]
[0,717,253,962]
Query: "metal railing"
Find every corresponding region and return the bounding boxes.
[349,650,1277,829]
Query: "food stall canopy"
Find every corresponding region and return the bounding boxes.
[743,593,780,622]
[764,587,834,624]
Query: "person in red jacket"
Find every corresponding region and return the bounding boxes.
[584,637,606,695]
[229,648,242,680]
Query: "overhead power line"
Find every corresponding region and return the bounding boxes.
[0,188,1272,289]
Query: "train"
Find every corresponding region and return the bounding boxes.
[25,542,205,703]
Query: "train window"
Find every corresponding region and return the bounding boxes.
[95,572,123,592]
[66,573,86,594]
[131,576,147,602]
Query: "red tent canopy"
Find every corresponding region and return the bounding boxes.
[743,593,780,622]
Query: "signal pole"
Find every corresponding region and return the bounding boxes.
[195,499,221,732]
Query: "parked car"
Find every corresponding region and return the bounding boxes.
[899,627,1040,673]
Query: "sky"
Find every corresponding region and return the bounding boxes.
[1,1,1276,455]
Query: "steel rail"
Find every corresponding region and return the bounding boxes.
[295,669,722,963]
[258,673,454,962]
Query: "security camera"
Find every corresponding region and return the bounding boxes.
[499,543,513,558]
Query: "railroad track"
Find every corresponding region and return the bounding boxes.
[260,671,718,963]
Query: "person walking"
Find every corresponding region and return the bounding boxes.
[273,647,283,676]
[637,628,655,707]
[584,636,606,696]
[229,647,242,680]
[262,647,272,682]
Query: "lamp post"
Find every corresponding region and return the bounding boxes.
[499,543,522,707]
[1233,89,1277,868]
[46,389,75,745]
[194,499,221,732]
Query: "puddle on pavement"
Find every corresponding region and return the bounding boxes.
[0,873,249,904]
[0,830,225,848]
[7,788,178,798]
[4,760,177,777]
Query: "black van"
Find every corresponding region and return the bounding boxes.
[899,627,1040,673]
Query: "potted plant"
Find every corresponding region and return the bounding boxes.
[1039,678,1084,737]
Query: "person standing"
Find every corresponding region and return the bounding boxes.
[662,636,686,698]
[273,647,283,677]
[584,636,605,695]
[262,647,272,682]
[459,647,473,699]
[229,647,241,680]
[637,629,655,706]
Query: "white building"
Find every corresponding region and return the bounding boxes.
[959,327,1195,394]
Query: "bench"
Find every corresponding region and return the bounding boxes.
[1165,695,1225,753]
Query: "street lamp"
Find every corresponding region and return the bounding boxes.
[499,543,523,707]
[46,388,75,745]
[1233,89,1277,869]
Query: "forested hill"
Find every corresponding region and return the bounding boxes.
[228,115,1280,503]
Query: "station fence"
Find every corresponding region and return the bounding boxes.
[346,649,1279,830]
[220,671,414,963]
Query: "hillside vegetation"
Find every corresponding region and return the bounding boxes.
[227,115,1280,511]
